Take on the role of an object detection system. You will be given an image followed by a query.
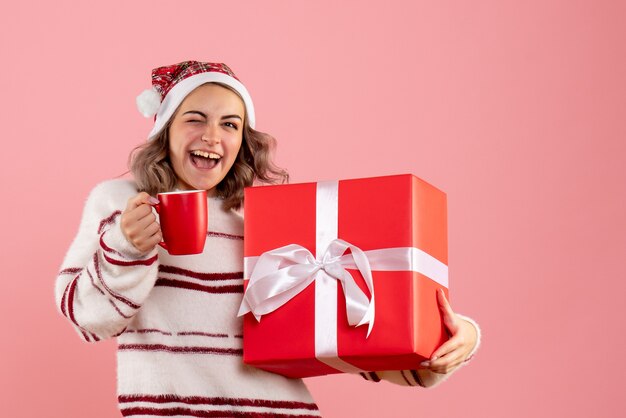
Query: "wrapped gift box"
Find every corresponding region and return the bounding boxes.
[239,174,449,378]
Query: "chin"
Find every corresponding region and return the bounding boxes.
[192,178,223,193]
[182,173,221,192]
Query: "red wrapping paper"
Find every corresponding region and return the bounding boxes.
[242,174,449,378]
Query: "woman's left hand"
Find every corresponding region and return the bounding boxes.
[420,288,478,374]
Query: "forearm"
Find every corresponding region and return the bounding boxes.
[371,369,450,388]
[362,315,481,388]
[55,181,159,341]
[455,314,481,361]
[56,217,159,340]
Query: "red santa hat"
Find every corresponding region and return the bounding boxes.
[136,61,256,140]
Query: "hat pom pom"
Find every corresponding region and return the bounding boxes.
[136,87,161,118]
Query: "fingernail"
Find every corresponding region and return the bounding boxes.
[420,361,430,367]
[148,197,159,205]
[431,356,438,361]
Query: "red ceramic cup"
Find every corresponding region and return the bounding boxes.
[155,190,208,255]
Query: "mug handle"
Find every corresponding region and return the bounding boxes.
[153,202,168,251]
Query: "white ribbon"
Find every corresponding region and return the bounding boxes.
[237,239,377,335]
[238,180,448,373]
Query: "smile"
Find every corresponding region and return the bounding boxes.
[190,150,221,169]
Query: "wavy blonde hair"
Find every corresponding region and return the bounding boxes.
[129,83,289,211]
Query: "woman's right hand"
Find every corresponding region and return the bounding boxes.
[120,192,162,254]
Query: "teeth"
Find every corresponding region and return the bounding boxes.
[191,150,209,158]
[191,150,221,159]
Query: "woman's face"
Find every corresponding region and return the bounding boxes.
[168,83,245,195]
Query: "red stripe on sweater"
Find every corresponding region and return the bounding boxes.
[155,278,243,294]
[100,231,124,257]
[177,331,228,338]
[118,394,319,410]
[123,329,231,338]
[66,276,80,327]
[207,230,244,240]
[400,370,414,386]
[125,329,173,336]
[410,369,425,387]
[120,407,319,417]
[87,268,132,319]
[93,254,141,309]
[98,210,122,234]
[159,265,243,281]
[60,278,71,317]
[368,372,381,382]
[110,300,132,319]
[113,327,128,338]
[66,274,92,341]
[118,344,243,356]
[86,269,106,296]
[103,251,158,267]
[59,267,83,275]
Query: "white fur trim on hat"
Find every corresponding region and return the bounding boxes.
[147,72,255,140]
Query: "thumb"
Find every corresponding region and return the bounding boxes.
[437,288,459,335]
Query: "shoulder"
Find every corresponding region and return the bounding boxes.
[68,179,140,240]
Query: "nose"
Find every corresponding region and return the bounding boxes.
[201,125,221,145]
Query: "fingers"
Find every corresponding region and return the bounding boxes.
[420,338,464,374]
[437,288,459,335]
[121,204,157,238]
[437,288,453,316]
[134,210,159,232]
[427,350,465,374]
[126,192,159,211]
[421,317,477,374]
[123,217,162,253]
[139,226,163,253]
[412,289,476,374]
[122,193,159,230]
[430,336,461,361]
[120,193,161,253]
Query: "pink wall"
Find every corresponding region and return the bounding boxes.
[1,1,624,417]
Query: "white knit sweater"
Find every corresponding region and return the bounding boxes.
[55,179,480,417]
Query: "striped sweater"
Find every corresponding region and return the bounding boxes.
[55,179,479,417]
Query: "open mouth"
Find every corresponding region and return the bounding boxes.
[190,150,221,169]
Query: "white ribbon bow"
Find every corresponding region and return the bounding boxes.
[238,238,376,337]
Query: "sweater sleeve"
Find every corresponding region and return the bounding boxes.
[359,314,481,388]
[54,180,159,342]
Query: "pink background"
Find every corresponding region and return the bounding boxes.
[1,1,624,417]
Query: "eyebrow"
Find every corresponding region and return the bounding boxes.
[221,114,243,121]
[182,110,243,121]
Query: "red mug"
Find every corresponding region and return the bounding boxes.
[155,190,208,255]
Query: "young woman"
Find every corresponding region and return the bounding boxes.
[56,61,480,417]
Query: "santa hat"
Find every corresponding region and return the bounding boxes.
[136,61,256,140]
